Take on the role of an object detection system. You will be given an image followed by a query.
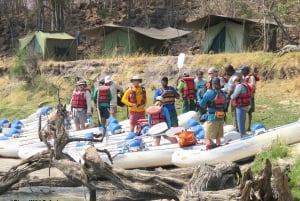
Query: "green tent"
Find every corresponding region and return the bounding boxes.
[184,15,278,53]
[203,20,249,53]
[82,24,191,56]
[19,31,77,61]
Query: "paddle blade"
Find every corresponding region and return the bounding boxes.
[177,53,185,69]
[147,122,168,136]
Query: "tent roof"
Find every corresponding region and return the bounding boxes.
[184,15,284,29]
[82,23,191,40]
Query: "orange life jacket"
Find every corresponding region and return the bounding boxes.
[98,85,110,104]
[182,77,195,100]
[71,89,88,108]
[128,86,146,105]
[232,83,252,107]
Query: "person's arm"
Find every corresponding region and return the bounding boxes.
[231,84,242,100]
[199,91,210,108]
[121,88,133,107]
[85,90,92,114]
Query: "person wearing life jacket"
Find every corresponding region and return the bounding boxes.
[177,72,196,113]
[154,76,180,126]
[104,75,123,119]
[146,96,176,146]
[231,74,252,137]
[194,70,207,115]
[223,64,240,128]
[121,75,147,132]
[205,67,226,90]
[92,77,112,129]
[70,80,92,131]
[199,77,227,150]
[241,65,257,132]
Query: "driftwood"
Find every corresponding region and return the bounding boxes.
[0,88,295,201]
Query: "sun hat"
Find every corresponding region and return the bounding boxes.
[75,80,87,86]
[104,75,113,83]
[98,77,105,85]
[130,75,142,83]
[208,67,218,74]
[183,72,189,77]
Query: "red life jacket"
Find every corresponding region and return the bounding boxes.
[208,90,226,109]
[128,86,146,105]
[98,85,110,104]
[135,119,149,135]
[182,77,195,100]
[71,89,88,108]
[232,83,252,107]
[161,87,176,105]
[147,106,166,126]
[244,73,259,93]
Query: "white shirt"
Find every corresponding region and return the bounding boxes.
[108,81,123,106]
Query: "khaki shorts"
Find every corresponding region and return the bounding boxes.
[205,121,224,139]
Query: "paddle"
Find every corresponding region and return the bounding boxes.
[177,53,185,82]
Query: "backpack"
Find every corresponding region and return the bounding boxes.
[176,131,198,148]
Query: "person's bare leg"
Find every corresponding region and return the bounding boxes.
[247,112,252,131]
[152,138,160,146]
[216,137,221,145]
[167,136,177,144]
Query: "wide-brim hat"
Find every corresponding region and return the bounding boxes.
[75,80,87,86]
[130,75,142,83]
[105,75,113,83]
[208,67,218,74]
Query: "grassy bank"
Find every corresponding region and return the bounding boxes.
[1,52,300,198]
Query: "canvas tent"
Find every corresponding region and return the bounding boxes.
[19,31,77,61]
[82,24,191,56]
[184,15,278,53]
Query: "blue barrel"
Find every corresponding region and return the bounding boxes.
[0,119,9,127]
[125,132,136,140]
[141,125,150,135]
[192,125,205,140]
[108,123,121,134]
[41,106,53,115]
[251,123,266,135]
[4,128,21,137]
[84,133,94,139]
[129,138,142,148]
[187,119,199,128]
[107,117,119,125]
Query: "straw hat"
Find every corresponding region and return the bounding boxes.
[130,75,142,83]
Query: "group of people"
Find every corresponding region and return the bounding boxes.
[69,64,258,149]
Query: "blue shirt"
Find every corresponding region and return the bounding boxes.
[194,78,207,102]
[153,86,178,111]
[199,89,227,121]
[147,106,171,128]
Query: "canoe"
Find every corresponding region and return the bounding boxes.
[171,118,300,168]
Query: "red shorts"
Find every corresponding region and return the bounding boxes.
[129,111,145,127]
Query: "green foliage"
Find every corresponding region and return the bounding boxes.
[9,49,41,86]
[290,157,300,199]
[9,50,27,80]
[250,139,289,175]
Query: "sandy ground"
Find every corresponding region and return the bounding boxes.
[0,158,66,178]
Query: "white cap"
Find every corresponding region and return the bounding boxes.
[104,75,112,83]
[155,96,163,102]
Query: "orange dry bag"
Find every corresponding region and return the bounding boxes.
[177,131,198,148]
